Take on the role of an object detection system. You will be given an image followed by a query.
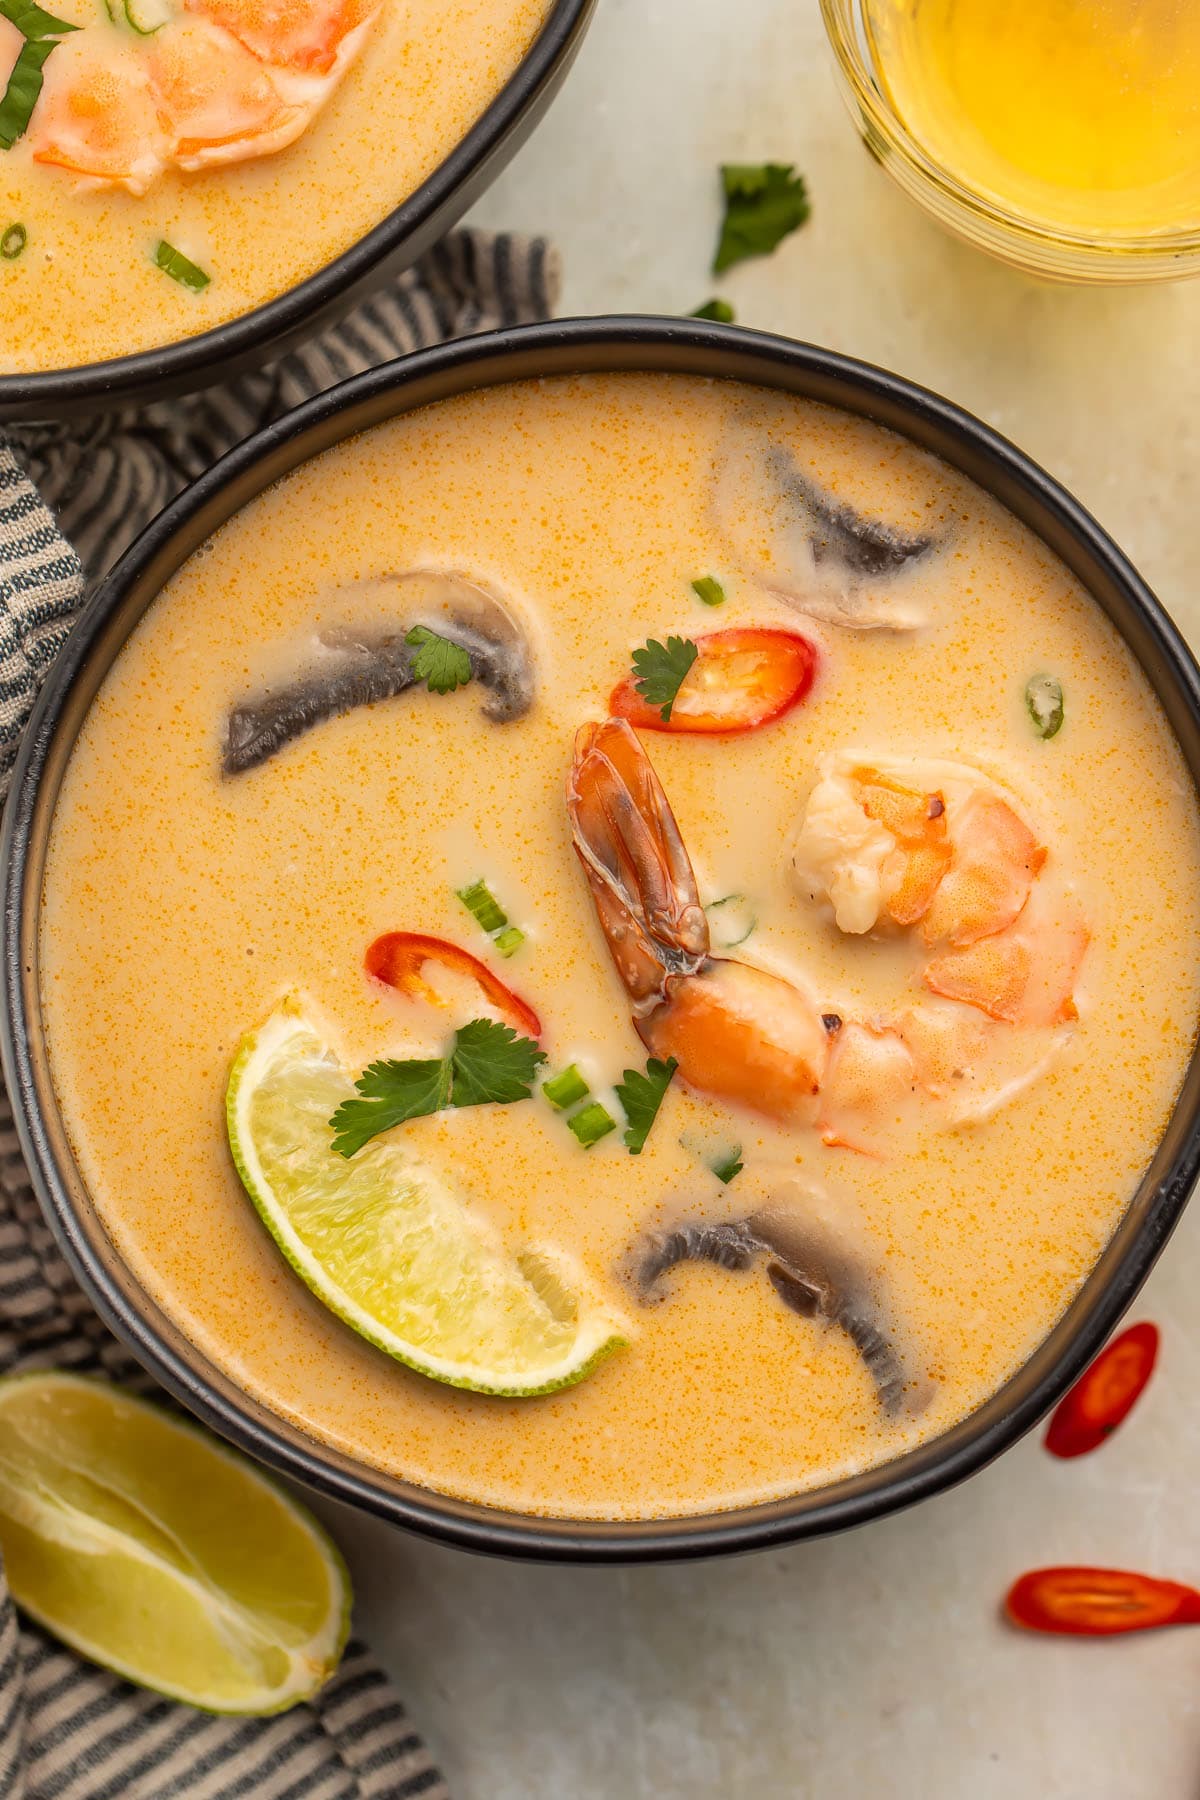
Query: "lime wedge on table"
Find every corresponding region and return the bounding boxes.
[227,1002,626,1396]
[0,1372,348,1713]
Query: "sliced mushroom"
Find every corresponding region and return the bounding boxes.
[631,1188,916,1417]
[222,570,534,775]
[714,435,941,631]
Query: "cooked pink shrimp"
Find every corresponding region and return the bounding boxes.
[26,0,378,194]
[793,752,1089,1153]
[793,752,1088,1025]
[568,719,829,1127]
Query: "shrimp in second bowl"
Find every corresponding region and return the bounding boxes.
[23,0,379,194]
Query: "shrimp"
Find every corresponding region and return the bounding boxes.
[26,0,378,194]
[794,753,1089,1153]
[567,718,829,1126]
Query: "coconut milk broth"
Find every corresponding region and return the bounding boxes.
[0,0,548,376]
[39,373,1200,1519]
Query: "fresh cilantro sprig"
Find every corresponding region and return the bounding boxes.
[406,626,473,695]
[615,1056,678,1155]
[330,1018,545,1157]
[713,163,810,274]
[630,636,698,723]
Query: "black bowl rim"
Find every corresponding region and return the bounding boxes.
[0,0,591,415]
[5,316,1200,1563]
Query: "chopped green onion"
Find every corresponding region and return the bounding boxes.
[690,298,735,323]
[457,879,508,936]
[492,925,525,958]
[567,1101,617,1148]
[705,894,756,949]
[1,223,26,261]
[1025,673,1064,740]
[542,1064,590,1111]
[711,1145,744,1185]
[691,575,726,608]
[154,240,211,294]
[0,36,59,150]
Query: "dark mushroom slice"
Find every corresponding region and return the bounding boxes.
[765,447,936,580]
[222,570,534,776]
[631,1199,913,1417]
[714,435,943,630]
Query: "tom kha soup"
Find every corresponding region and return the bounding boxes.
[0,0,548,375]
[39,373,1200,1521]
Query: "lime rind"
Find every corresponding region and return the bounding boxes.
[0,1371,350,1715]
[226,1001,627,1397]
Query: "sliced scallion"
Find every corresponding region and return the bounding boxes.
[154,240,211,294]
[711,1145,744,1185]
[542,1064,590,1111]
[492,925,525,958]
[1025,673,1064,741]
[567,1101,617,1148]
[705,894,756,949]
[691,574,726,607]
[457,879,508,936]
[1,222,27,261]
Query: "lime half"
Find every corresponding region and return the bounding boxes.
[227,1002,627,1396]
[0,1372,348,1713]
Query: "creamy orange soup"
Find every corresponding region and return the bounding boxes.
[0,0,548,376]
[39,374,1200,1520]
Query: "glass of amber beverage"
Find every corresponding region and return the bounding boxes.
[821,0,1200,282]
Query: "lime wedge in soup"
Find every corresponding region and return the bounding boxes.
[0,1372,348,1714]
[227,1002,627,1395]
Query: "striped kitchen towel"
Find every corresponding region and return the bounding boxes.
[0,226,560,1800]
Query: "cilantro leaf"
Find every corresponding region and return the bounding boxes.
[330,1057,451,1158]
[406,626,473,695]
[630,636,698,723]
[615,1056,678,1155]
[690,298,735,323]
[448,1018,546,1108]
[713,163,810,274]
[0,0,79,40]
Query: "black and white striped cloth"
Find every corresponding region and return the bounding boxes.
[0,228,560,1800]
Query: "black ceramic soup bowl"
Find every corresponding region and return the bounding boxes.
[5,319,1200,1562]
[0,0,594,422]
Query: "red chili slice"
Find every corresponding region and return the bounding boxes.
[366,932,542,1039]
[1044,1322,1158,1459]
[1006,1567,1200,1637]
[610,627,818,734]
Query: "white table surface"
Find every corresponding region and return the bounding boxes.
[321,3,1200,1794]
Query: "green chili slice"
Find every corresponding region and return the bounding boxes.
[1025,673,1064,741]
[154,241,212,294]
[1,222,27,261]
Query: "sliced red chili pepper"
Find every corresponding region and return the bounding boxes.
[610,627,818,735]
[1005,1567,1200,1637]
[366,932,542,1039]
[1044,1321,1158,1459]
